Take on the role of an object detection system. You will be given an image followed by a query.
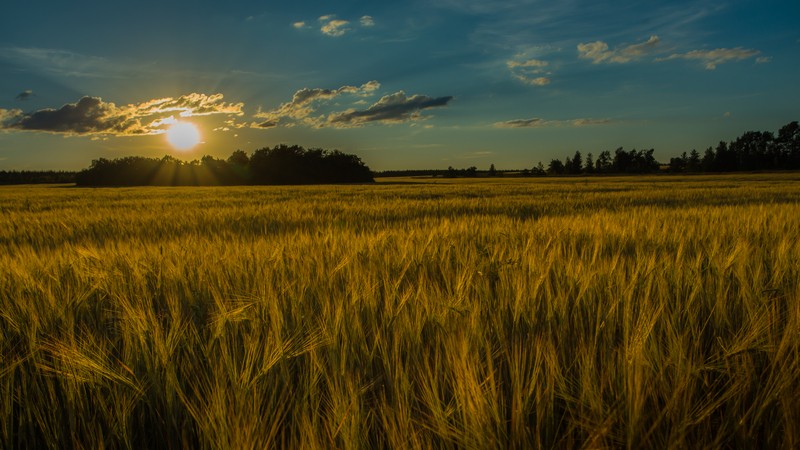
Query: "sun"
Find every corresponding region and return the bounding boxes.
[165,121,201,150]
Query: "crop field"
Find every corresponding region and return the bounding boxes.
[1,173,799,449]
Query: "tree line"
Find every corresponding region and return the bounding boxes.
[75,145,374,186]
[667,121,800,173]
[0,170,76,185]
[438,120,799,177]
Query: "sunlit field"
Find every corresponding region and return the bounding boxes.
[2,173,799,448]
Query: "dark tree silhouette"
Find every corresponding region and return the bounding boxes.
[531,162,546,176]
[585,153,594,174]
[653,121,799,174]
[687,149,701,172]
[595,151,612,173]
[567,151,583,174]
[75,145,374,186]
[548,159,565,175]
[0,171,76,184]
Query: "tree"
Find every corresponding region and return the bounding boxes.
[596,151,611,173]
[76,145,373,186]
[669,152,687,173]
[568,150,583,174]
[702,147,716,172]
[548,159,565,175]
[585,153,594,173]
[687,149,701,172]
[715,141,736,171]
[612,147,632,173]
[777,121,800,169]
[531,161,546,176]
[488,163,497,177]
[227,149,249,166]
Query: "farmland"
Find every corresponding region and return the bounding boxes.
[1,173,799,448]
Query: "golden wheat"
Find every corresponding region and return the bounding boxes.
[1,173,799,448]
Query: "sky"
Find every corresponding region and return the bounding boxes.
[0,0,798,170]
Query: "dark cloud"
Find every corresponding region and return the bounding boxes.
[1,92,244,136]
[6,96,146,135]
[254,81,380,127]
[257,119,279,129]
[15,90,34,101]
[494,117,545,128]
[494,117,614,128]
[328,91,453,126]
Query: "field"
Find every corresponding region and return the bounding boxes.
[1,173,799,449]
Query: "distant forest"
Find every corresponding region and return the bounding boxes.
[0,170,76,185]
[426,120,799,177]
[75,145,374,186]
[0,121,798,185]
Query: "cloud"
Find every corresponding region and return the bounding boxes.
[327,91,453,127]
[1,97,148,135]
[657,47,760,70]
[460,151,494,159]
[0,108,23,127]
[0,47,126,78]
[578,35,661,64]
[292,21,307,29]
[524,76,551,86]
[494,118,547,128]
[0,93,244,136]
[756,56,772,64]
[133,93,244,117]
[507,58,552,86]
[493,117,613,128]
[360,16,375,27]
[15,90,34,101]
[319,16,351,37]
[254,81,381,128]
[507,59,548,70]
[571,118,613,126]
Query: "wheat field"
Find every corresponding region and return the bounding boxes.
[1,173,799,449]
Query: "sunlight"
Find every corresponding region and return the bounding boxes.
[166,121,201,150]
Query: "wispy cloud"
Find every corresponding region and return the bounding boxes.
[459,150,494,159]
[319,15,351,37]
[578,35,661,64]
[507,58,551,86]
[493,117,614,128]
[494,117,547,128]
[0,47,128,78]
[360,16,375,27]
[0,93,244,136]
[327,92,453,127]
[294,14,375,36]
[135,93,244,117]
[254,81,381,128]
[657,47,761,69]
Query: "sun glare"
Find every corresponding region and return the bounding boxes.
[166,122,201,150]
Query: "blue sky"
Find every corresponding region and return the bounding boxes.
[1,0,798,170]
